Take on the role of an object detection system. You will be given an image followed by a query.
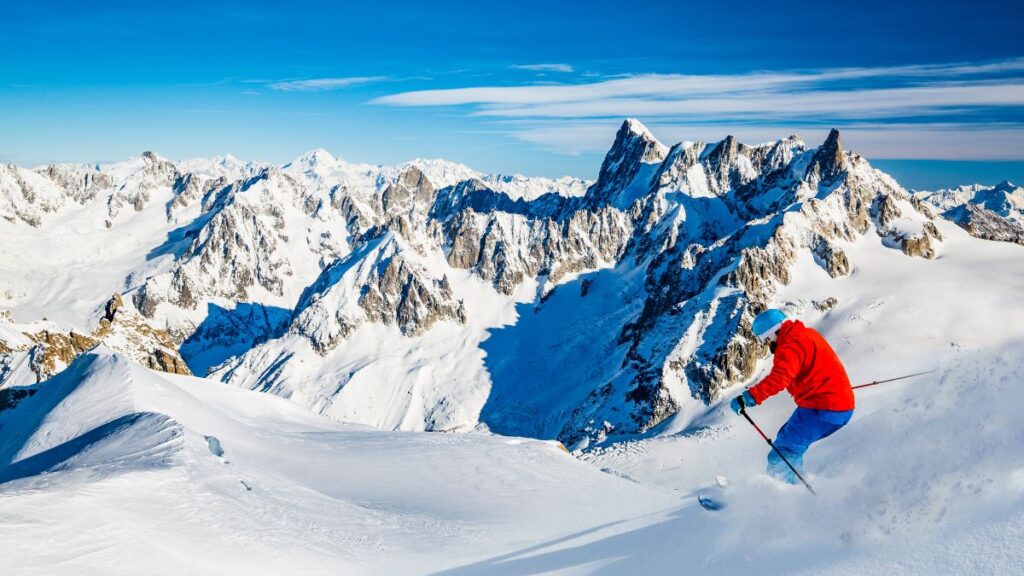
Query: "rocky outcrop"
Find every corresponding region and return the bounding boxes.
[148,348,190,374]
[432,180,631,296]
[26,329,99,380]
[898,222,943,259]
[814,297,839,312]
[0,294,190,384]
[289,230,466,355]
[0,163,67,227]
[133,172,298,325]
[106,151,181,224]
[360,256,465,337]
[105,292,124,322]
[813,239,851,278]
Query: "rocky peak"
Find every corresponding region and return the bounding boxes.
[586,119,668,205]
[915,179,1024,245]
[396,164,430,190]
[653,142,705,189]
[705,135,739,165]
[0,293,190,385]
[804,128,846,185]
[380,165,436,218]
[702,135,756,196]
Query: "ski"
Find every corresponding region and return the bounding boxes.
[698,495,726,511]
[698,475,729,511]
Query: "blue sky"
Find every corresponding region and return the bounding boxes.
[2,0,1022,189]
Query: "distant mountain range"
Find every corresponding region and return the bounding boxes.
[2,120,1021,446]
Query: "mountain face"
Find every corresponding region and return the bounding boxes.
[914,181,1024,245]
[211,120,959,443]
[2,121,1020,446]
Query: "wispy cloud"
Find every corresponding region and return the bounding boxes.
[373,59,1024,112]
[466,81,1024,119]
[510,63,574,73]
[270,76,389,91]
[502,120,1024,160]
[371,59,1024,159]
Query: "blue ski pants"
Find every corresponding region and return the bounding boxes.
[768,407,854,484]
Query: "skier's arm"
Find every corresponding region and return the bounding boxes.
[748,340,804,404]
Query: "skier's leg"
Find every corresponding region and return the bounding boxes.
[768,408,854,482]
[811,409,854,442]
[767,408,814,483]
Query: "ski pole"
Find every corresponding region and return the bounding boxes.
[739,405,816,495]
[852,369,936,391]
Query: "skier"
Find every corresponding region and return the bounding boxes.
[730,309,855,484]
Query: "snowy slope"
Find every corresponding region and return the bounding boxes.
[3,317,1023,575]
[0,349,676,575]
[575,219,1024,574]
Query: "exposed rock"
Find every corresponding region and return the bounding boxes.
[290,230,466,355]
[703,135,756,196]
[26,330,98,381]
[107,151,180,221]
[896,223,943,259]
[104,292,123,322]
[148,348,190,375]
[901,234,937,259]
[944,204,1024,245]
[586,119,669,205]
[1,294,191,383]
[915,181,1023,246]
[0,386,37,412]
[434,186,631,296]
[872,195,903,229]
[813,297,840,312]
[359,251,466,337]
[804,128,846,185]
[813,239,851,278]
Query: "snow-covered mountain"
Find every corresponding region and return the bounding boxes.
[2,120,1022,446]
[210,121,966,444]
[0,150,590,386]
[914,180,1024,245]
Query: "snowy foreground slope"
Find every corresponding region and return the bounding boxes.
[0,349,672,575]
[3,213,1024,576]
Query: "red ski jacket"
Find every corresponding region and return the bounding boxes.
[748,320,855,411]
